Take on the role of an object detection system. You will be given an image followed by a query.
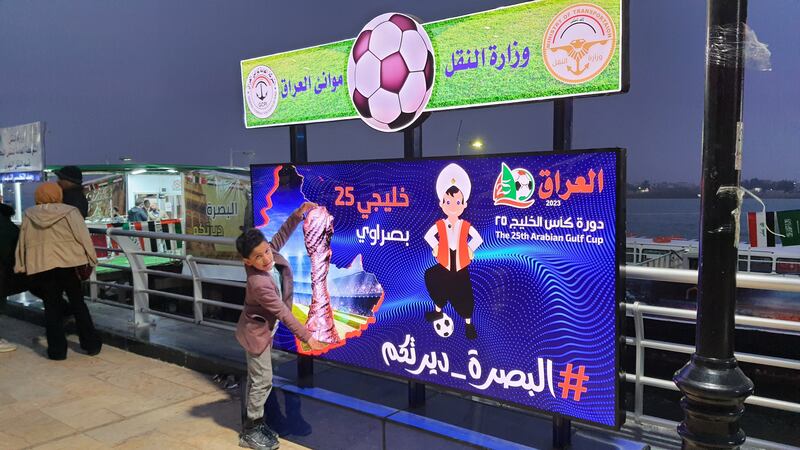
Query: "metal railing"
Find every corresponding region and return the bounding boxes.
[86,228,800,446]
[623,266,800,449]
[88,227,244,338]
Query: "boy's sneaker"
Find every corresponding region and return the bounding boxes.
[239,426,279,450]
[465,323,478,340]
[0,339,17,353]
[260,423,280,439]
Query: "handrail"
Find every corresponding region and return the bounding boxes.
[623,265,800,293]
[626,301,800,419]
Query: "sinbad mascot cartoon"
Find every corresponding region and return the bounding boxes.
[424,163,483,339]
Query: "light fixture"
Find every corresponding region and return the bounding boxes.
[130,169,147,175]
[119,157,133,162]
[470,139,484,150]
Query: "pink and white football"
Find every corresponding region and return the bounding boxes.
[347,13,435,132]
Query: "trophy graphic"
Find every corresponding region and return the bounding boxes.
[302,206,341,344]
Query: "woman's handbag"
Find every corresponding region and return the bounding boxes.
[75,264,93,281]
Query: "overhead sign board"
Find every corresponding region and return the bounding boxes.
[241,0,627,131]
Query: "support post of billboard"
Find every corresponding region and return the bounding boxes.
[551,97,573,449]
[553,99,574,152]
[403,117,424,160]
[290,125,308,164]
[673,0,753,448]
[291,124,315,388]
[404,121,426,407]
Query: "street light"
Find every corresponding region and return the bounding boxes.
[455,120,487,155]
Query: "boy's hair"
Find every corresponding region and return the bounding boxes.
[236,228,267,259]
[443,186,461,202]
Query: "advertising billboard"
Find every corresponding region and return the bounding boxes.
[0,121,45,182]
[250,149,624,427]
[241,0,628,131]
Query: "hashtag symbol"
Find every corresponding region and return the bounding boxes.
[558,363,589,401]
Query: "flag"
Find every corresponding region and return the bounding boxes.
[777,209,800,247]
[748,211,777,247]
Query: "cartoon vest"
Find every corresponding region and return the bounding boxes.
[436,219,471,272]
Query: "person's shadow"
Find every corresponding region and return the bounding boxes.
[263,389,313,437]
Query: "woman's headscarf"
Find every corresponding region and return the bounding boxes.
[34,182,63,205]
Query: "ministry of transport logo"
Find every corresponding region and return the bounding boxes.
[542,4,616,84]
[245,65,279,119]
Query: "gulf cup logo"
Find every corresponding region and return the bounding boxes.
[542,4,616,84]
[245,65,279,119]
[493,163,535,209]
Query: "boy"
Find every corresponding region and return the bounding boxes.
[424,163,483,339]
[235,202,326,450]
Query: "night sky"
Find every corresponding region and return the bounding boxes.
[1,0,797,183]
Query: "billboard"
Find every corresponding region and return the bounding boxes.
[0,122,45,182]
[184,171,251,259]
[250,149,624,428]
[241,0,627,131]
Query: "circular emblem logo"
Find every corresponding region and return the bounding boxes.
[245,65,279,119]
[542,4,616,84]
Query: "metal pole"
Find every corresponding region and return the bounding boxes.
[552,98,573,448]
[673,1,753,448]
[290,124,314,387]
[455,119,463,156]
[553,99,573,152]
[404,122,423,160]
[290,125,308,164]
[13,182,22,222]
[404,120,426,407]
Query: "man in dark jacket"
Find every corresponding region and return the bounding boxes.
[0,202,20,352]
[54,165,89,218]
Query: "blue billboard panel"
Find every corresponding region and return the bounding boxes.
[250,149,624,428]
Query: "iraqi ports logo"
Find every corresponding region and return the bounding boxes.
[493,163,535,208]
[245,65,279,119]
[347,13,435,132]
[542,3,616,84]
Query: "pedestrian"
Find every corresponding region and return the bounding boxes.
[54,165,89,218]
[0,200,21,353]
[127,201,148,222]
[235,202,326,450]
[14,182,102,360]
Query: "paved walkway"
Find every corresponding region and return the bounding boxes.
[0,315,309,450]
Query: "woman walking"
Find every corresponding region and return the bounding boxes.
[15,183,101,360]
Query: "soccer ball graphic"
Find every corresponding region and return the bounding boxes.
[433,312,454,338]
[513,169,535,201]
[347,13,435,132]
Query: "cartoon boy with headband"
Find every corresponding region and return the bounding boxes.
[423,163,483,339]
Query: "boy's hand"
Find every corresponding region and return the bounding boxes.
[469,248,475,260]
[307,337,328,351]
[300,202,318,215]
[432,246,439,257]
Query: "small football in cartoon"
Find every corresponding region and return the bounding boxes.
[433,312,454,338]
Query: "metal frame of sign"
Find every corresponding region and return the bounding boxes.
[249,147,626,429]
[241,0,630,130]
